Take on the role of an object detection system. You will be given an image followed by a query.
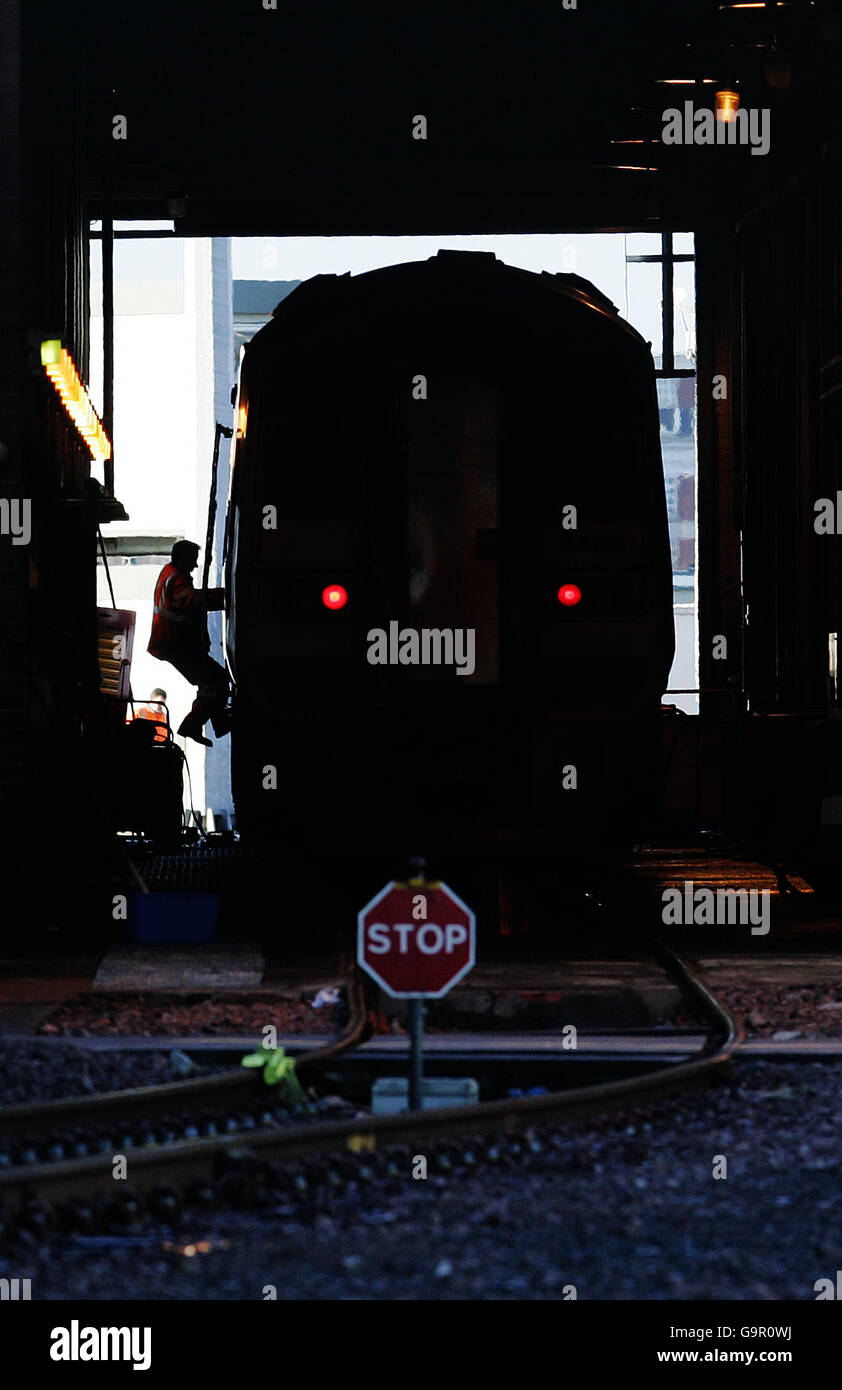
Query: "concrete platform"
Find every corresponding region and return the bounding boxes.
[91,943,265,991]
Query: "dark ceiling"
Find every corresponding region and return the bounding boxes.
[35,0,842,233]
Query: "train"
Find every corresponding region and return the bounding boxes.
[223,251,674,882]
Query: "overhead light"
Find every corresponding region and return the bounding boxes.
[40,340,111,464]
[658,79,718,85]
[715,89,741,123]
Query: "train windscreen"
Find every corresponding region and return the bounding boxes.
[400,371,500,685]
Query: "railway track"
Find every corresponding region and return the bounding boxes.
[0,942,742,1235]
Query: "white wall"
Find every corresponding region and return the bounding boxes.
[666,604,698,715]
[92,237,218,815]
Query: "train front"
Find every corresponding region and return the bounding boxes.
[223,252,674,867]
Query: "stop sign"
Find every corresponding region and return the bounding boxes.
[357,881,476,998]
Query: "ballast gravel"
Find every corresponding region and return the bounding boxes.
[0,1042,225,1105]
[2,1059,841,1300]
[35,992,345,1039]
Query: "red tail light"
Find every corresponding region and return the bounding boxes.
[322,584,348,610]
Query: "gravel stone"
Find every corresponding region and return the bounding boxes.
[0,1042,227,1105]
[35,992,345,1038]
[2,1058,841,1299]
[675,982,842,1037]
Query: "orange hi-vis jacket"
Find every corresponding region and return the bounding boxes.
[130,704,168,743]
[148,563,204,659]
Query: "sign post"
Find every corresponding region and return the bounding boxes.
[408,998,424,1112]
[357,869,476,1111]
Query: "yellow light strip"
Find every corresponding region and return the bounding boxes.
[40,340,111,464]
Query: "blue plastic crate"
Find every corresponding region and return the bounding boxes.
[127,892,219,943]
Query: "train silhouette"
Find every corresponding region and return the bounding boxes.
[223,251,674,880]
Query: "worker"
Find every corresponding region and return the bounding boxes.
[148,540,229,747]
[129,687,169,744]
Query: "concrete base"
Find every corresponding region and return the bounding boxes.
[372,1076,479,1114]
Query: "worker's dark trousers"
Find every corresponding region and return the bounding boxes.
[158,649,230,736]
